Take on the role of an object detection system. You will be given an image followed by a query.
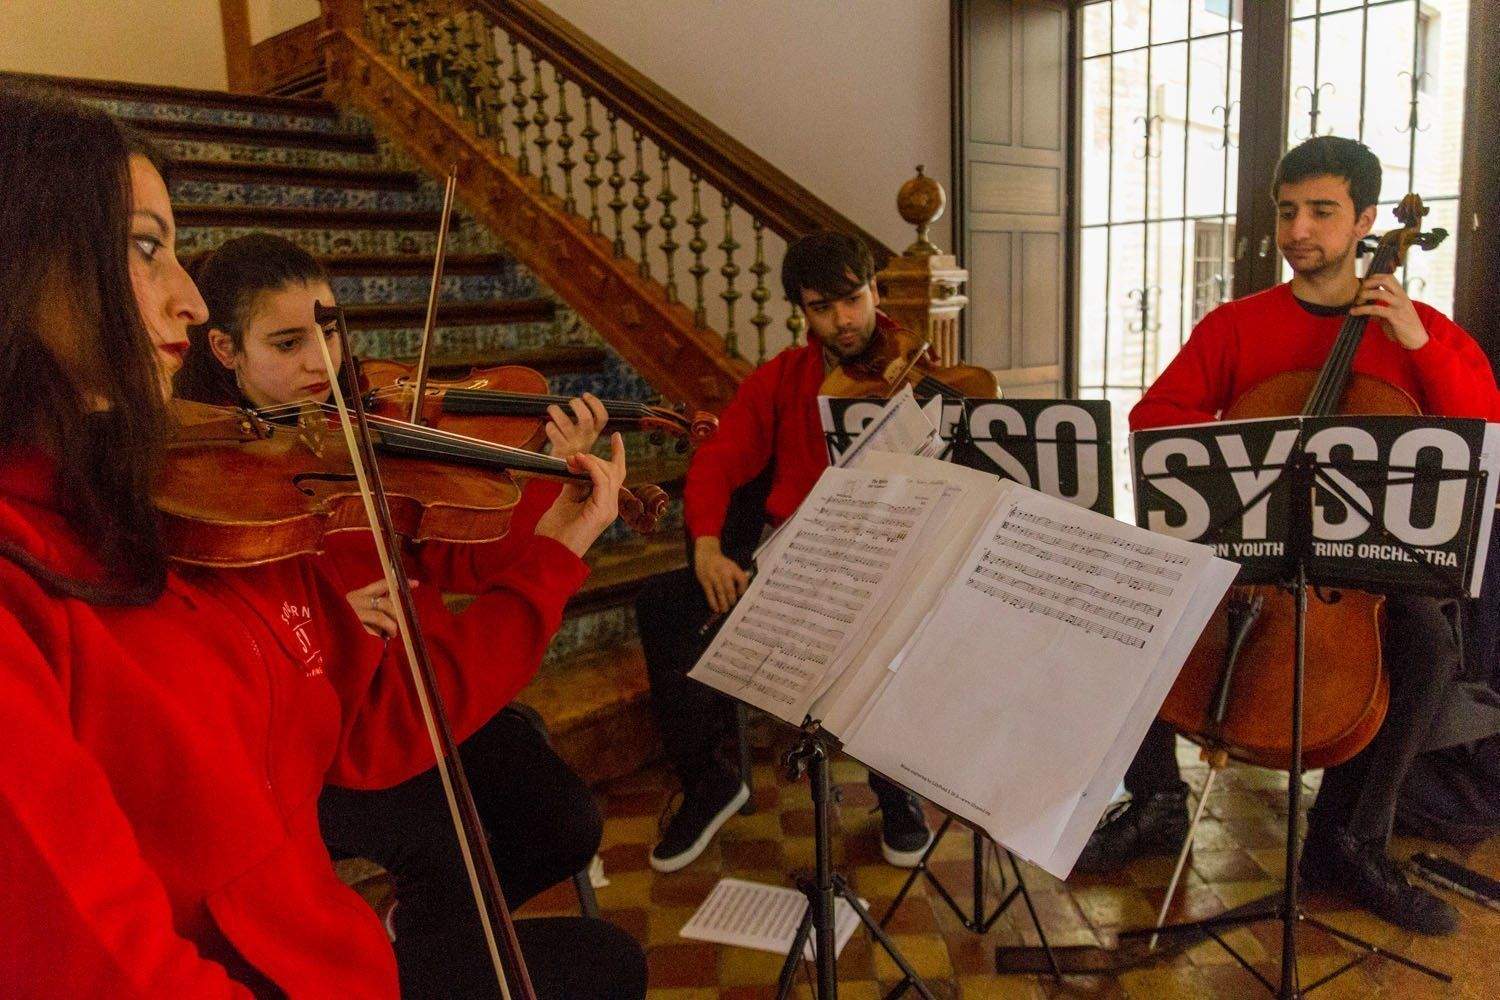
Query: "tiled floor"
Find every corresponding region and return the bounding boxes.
[514,733,1500,999]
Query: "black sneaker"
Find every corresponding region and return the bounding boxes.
[876,790,933,868]
[1072,781,1190,875]
[650,770,749,874]
[1299,828,1460,936]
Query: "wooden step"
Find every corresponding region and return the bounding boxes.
[122,117,375,153]
[175,204,439,231]
[343,298,555,329]
[522,643,659,787]
[0,69,340,118]
[171,159,421,191]
[565,533,687,618]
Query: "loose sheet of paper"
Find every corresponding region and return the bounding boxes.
[679,878,862,961]
[691,469,944,725]
[844,481,1235,878]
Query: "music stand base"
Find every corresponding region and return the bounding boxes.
[773,726,937,1000]
[878,815,1062,981]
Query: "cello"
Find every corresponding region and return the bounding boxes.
[1160,193,1449,771]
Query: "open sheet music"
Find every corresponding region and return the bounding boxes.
[690,451,1236,878]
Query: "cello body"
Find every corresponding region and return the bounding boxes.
[1159,370,1418,770]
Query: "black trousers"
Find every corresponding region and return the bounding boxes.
[1123,594,1460,846]
[318,707,645,1000]
[637,566,908,803]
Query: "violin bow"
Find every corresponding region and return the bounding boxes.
[409,164,460,425]
[313,304,536,1000]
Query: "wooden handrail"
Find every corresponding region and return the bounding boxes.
[470,0,895,271]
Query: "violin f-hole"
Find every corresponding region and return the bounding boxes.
[291,470,359,496]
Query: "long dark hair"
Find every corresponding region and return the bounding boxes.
[176,232,334,406]
[0,86,170,603]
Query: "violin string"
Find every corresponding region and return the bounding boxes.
[363,382,662,423]
[1306,243,1397,415]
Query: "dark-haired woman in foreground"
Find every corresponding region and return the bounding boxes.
[0,86,645,999]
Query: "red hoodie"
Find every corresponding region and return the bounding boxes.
[1131,282,1499,430]
[683,314,911,540]
[0,452,587,998]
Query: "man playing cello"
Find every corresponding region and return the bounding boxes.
[1073,135,1498,936]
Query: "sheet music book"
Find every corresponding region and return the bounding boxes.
[689,451,1237,878]
[678,878,862,960]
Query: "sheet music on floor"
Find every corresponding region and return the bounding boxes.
[690,451,1237,879]
[679,878,863,961]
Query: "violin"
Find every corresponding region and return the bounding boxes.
[357,357,718,452]
[819,321,998,400]
[157,395,668,567]
[1159,194,1448,772]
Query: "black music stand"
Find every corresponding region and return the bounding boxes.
[1118,429,1483,997]
[877,816,1061,980]
[773,722,937,1000]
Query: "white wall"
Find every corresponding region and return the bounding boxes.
[248,0,322,44]
[542,0,954,253]
[0,0,227,90]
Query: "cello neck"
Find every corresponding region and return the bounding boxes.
[1301,243,1400,417]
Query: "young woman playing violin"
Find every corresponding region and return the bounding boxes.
[174,232,622,997]
[0,86,644,999]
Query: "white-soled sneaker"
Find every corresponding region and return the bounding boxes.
[650,773,750,874]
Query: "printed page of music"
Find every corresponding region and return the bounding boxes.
[843,480,1236,878]
[688,468,946,725]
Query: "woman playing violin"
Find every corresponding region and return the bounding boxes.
[0,86,644,998]
[174,232,625,997]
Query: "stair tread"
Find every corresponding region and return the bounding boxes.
[171,159,421,190]
[521,642,649,736]
[0,69,339,117]
[175,204,441,230]
[122,117,375,153]
[343,298,555,327]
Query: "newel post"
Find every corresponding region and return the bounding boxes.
[875,165,968,367]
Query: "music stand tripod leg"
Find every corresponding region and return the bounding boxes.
[774,728,938,1000]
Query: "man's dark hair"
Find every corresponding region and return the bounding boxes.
[175,233,331,406]
[1272,135,1382,216]
[0,86,171,603]
[780,231,875,305]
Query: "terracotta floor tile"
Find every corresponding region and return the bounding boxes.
[561,756,1491,999]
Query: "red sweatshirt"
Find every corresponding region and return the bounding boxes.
[1131,283,1499,431]
[0,452,587,998]
[683,315,909,539]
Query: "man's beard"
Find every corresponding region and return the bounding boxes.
[828,325,876,360]
[1283,240,1355,281]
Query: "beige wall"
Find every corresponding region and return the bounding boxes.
[543,0,954,253]
[0,0,227,90]
[248,0,321,43]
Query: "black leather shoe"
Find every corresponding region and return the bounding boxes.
[1072,781,1190,875]
[1299,829,1459,936]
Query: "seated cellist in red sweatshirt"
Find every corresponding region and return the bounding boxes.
[0,87,644,999]
[1071,135,1498,938]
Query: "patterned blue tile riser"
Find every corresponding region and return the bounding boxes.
[549,346,655,403]
[177,223,498,258]
[595,501,684,550]
[330,270,540,306]
[348,320,565,360]
[171,180,443,214]
[159,138,384,170]
[81,96,366,136]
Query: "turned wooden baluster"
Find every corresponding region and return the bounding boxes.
[604,110,628,257]
[580,95,603,234]
[483,28,509,156]
[553,70,577,215]
[629,130,651,278]
[719,196,741,357]
[508,41,531,175]
[749,219,771,364]
[529,53,553,194]
[656,149,679,303]
[786,307,805,347]
[686,174,709,327]
[460,13,487,130]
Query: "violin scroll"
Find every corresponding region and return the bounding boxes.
[618,483,671,535]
